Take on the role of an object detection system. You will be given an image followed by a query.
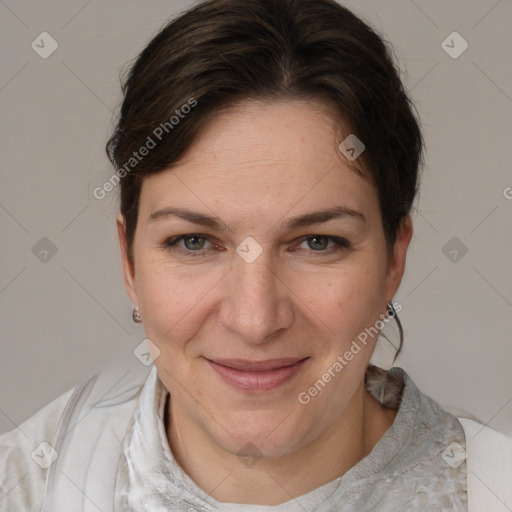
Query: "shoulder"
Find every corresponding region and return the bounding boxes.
[0,360,150,510]
[0,385,76,511]
[0,360,152,511]
[458,417,512,511]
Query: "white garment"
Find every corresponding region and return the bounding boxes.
[1,360,511,511]
[115,365,472,511]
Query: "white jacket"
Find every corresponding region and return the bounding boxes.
[1,359,511,511]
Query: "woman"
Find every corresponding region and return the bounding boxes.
[1,0,511,510]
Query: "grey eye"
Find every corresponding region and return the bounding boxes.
[306,236,330,251]
[183,235,207,250]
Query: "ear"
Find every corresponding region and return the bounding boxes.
[117,213,138,307]
[384,215,413,306]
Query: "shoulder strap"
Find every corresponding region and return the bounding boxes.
[459,417,512,512]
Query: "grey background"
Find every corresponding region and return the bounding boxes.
[1,0,511,436]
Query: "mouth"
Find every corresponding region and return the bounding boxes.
[204,357,310,391]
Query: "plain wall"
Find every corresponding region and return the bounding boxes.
[1,0,511,436]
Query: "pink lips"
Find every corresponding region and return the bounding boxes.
[205,357,309,391]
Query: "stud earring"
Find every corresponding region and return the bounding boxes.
[132,306,142,323]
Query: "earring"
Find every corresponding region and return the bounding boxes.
[132,306,142,323]
[387,301,403,361]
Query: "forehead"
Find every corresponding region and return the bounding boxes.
[139,98,377,220]
[171,98,364,172]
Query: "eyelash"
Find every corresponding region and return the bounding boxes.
[162,234,351,258]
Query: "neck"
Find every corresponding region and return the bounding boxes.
[165,381,397,505]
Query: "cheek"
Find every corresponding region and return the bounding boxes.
[293,259,387,338]
[135,257,225,345]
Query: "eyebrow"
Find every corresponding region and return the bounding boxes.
[148,206,366,231]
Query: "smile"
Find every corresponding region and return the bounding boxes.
[204,357,310,391]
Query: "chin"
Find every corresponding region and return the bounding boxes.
[211,410,313,460]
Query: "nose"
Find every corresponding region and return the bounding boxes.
[218,249,295,344]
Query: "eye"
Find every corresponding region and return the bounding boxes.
[163,234,217,257]
[293,235,350,256]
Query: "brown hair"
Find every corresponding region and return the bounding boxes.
[106,0,424,268]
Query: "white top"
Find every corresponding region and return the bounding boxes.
[1,362,511,511]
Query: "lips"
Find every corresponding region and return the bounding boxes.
[209,358,306,372]
[205,357,309,391]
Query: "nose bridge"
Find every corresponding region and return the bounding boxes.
[221,249,292,342]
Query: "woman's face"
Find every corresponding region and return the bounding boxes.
[118,98,411,458]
